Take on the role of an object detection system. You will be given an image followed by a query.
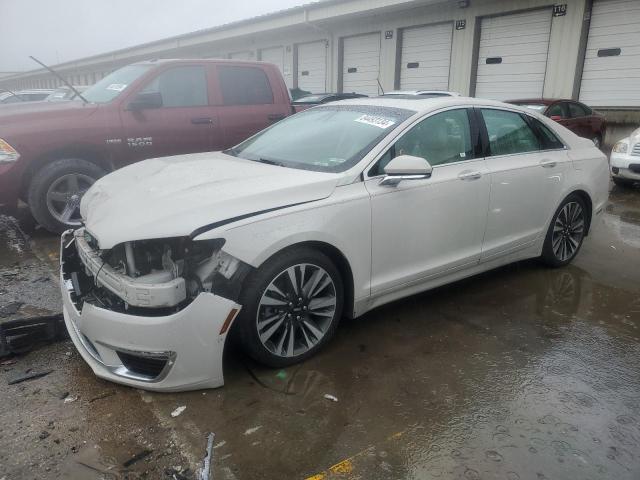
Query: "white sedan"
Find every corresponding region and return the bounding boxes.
[60,97,609,391]
[610,127,640,187]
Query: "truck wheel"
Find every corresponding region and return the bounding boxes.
[234,247,344,368]
[27,158,106,233]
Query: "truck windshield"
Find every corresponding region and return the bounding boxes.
[82,65,151,104]
[227,105,414,173]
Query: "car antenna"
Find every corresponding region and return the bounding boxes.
[377,77,385,95]
[0,88,24,102]
[28,55,89,105]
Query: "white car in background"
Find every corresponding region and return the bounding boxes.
[610,127,640,187]
[60,97,609,391]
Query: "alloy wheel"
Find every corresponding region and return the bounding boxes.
[45,173,95,226]
[256,263,337,358]
[551,201,585,262]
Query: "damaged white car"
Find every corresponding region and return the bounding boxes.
[60,97,609,391]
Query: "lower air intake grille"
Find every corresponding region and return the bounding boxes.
[117,351,169,379]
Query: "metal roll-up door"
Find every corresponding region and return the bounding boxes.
[342,33,381,95]
[296,41,327,93]
[228,51,252,60]
[475,9,552,100]
[400,23,453,90]
[260,47,285,74]
[580,0,640,107]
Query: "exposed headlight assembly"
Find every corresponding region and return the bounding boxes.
[612,141,628,154]
[0,138,20,164]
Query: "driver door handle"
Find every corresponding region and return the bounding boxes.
[458,171,482,181]
[540,159,557,168]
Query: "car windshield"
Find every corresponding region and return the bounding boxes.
[515,103,547,112]
[227,105,414,173]
[82,65,151,103]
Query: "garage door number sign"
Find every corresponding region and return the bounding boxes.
[553,4,567,16]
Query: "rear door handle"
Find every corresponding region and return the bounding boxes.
[191,117,213,125]
[540,159,557,168]
[458,171,482,181]
[268,113,286,122]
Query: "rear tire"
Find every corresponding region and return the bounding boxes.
[541,194,587,268]
[612,177,635,188]
[27,158,105,233]
[234,247,344,368]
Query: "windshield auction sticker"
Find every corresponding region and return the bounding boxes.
[106,83,127,91]
[355,115,396,129]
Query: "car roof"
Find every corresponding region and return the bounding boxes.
[509,98,586,106]
[383,90,461,96]
[328,96,525,115]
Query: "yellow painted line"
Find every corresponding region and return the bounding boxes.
[304,424,418,480]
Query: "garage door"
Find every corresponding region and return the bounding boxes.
[342,33,381,96]
[260,47,284,74]
[400,23,453,90]
[297,41,327,93]
[580,0,640,107]
[228,51,252,60]
[475,9,552,100]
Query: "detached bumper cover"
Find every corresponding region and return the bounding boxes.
[61,233,241,392]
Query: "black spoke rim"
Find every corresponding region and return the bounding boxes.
[552,201,585,262]
[256,263,337,358]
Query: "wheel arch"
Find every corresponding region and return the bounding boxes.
[20,145,112,200]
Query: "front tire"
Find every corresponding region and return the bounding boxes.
[541,194,587,268]
[27,158,105,233]
[235,247,344,368]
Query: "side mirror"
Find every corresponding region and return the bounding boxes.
[549,115,563,122]
[127,91,163,111]
[380,155,433,186]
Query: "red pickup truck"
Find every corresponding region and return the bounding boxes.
[0,59,292,232]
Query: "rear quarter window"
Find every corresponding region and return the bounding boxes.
[218,66,274,106]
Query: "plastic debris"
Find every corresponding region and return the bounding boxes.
[324,394,339,402]
[123,449,153,467]
[7,369,53,385]
[171,405,187,417]
[64,395,78,404]
[244,426,262,435]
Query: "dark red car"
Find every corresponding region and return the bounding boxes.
[508,99,606,149]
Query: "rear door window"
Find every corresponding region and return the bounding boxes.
[218,66,274,106]
[568,102,589,118]
[141,66,208,107]
[481,109,540,156]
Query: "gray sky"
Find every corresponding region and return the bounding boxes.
[0,0,308,73]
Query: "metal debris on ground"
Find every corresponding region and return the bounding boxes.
[123,448,153,468]
[323,394,339,402]
[89,390,116,403]
[7,369,53,385]
[197,432,215,480]
[171,405,187,417]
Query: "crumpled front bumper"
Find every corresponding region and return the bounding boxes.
[60,232,241,392]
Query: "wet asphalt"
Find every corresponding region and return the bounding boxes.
[0,183,639,480]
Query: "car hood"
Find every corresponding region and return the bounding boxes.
[0,100,98,125]
[81,152,341,249]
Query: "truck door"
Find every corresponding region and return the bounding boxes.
[211,64,291,148]
[119,64,221,163]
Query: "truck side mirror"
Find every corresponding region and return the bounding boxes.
[127,91,163,111]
